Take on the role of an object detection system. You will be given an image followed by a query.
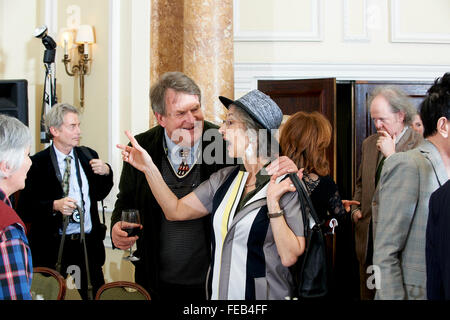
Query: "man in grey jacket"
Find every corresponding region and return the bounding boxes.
[373,73,450,300]
[352,86,422,300]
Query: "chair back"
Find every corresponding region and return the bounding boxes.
[30,267,66,300]
[95,281,151,300]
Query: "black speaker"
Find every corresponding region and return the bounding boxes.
[0,79,28,126]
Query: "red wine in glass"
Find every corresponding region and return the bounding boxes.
[121,209,141,261]
[123,226,140,237]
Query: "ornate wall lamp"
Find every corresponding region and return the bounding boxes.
[60,25,94,108]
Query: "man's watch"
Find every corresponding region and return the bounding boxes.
[268,209,284,219]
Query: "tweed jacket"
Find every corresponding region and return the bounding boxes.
[352,127,422,264]
[373,140,448,300]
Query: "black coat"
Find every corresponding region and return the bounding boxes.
[426,179,450,300]
[16,145,114,269]
[111,121,231,297]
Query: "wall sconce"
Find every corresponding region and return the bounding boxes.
[61,25,95,108]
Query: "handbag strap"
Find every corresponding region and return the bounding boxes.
[289,173,323,228]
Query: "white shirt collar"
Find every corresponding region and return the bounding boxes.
[164,129,200,165]
[53,144,74,163]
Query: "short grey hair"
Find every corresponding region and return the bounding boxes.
[150,71,201,115]
[0,115,31,179]
[368,85,417,125]
[45,103,80,139]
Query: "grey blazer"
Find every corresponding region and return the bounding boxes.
[353,127,422,265]
[373,140,448,300]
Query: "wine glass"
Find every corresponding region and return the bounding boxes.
[121,209,141,261]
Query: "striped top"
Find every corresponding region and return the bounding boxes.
[194,166,303,300]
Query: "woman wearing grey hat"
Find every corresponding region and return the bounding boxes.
[118,89,305,300]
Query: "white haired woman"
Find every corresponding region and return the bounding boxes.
[118,90,305,300]
[0,115,32,300]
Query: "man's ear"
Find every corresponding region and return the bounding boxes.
[154,112,166,128]
[437,117,449,138]
[397,111,406,124]
[49,126,59,138]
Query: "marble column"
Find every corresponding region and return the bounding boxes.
[150,0,234,125]
[183,0,234,124]
[150,0,183,84]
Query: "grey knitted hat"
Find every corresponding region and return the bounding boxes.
[219,89,283,131]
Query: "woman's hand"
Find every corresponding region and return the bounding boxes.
[117,130,153,173]
[266,156,303,180]
[266,175,296,213]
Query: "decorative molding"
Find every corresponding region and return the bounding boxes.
[130,0,150,134]
[343,0,369,42]
[45,0,58,36]
[108,0,122,208]
[233,0,323,42]
[107,0,151,209]
[234,62,449,92]
[390,0,450,44]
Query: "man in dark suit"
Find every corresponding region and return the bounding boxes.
[111,72,232,300]
[351,85,422,300]
[426,180,450,299]
[17,103,113,300]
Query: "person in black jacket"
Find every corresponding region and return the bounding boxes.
[17,103,113,300]
[111,72,232,300]
[426,180,450,300]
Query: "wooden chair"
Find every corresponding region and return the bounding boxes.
[31,267,66,300]
[95,281,151,300]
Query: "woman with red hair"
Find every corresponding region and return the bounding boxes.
[280,111,348,223]
[280,111,358,299]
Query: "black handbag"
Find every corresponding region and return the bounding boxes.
[289,172,328,299]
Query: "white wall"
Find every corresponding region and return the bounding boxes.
[0,0,44,154]
[233,0,450,97]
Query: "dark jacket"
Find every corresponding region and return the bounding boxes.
[426,179,450,300]
[16,145,113,268]
[111,121,231,297]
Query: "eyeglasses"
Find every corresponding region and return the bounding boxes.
[222,119,243,128]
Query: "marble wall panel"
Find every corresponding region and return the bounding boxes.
[150,0,234,125]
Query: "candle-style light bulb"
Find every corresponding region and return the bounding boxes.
[64,38,68,56]
[84,43,89,58]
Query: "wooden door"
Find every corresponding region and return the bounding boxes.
[353,81,432,194]
[258,78,337,179]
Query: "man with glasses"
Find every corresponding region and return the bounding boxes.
[351,86,422,300]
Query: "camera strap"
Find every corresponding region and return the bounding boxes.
[53,146,93,299]
[49,145,85,209]
[73,149,86,223]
